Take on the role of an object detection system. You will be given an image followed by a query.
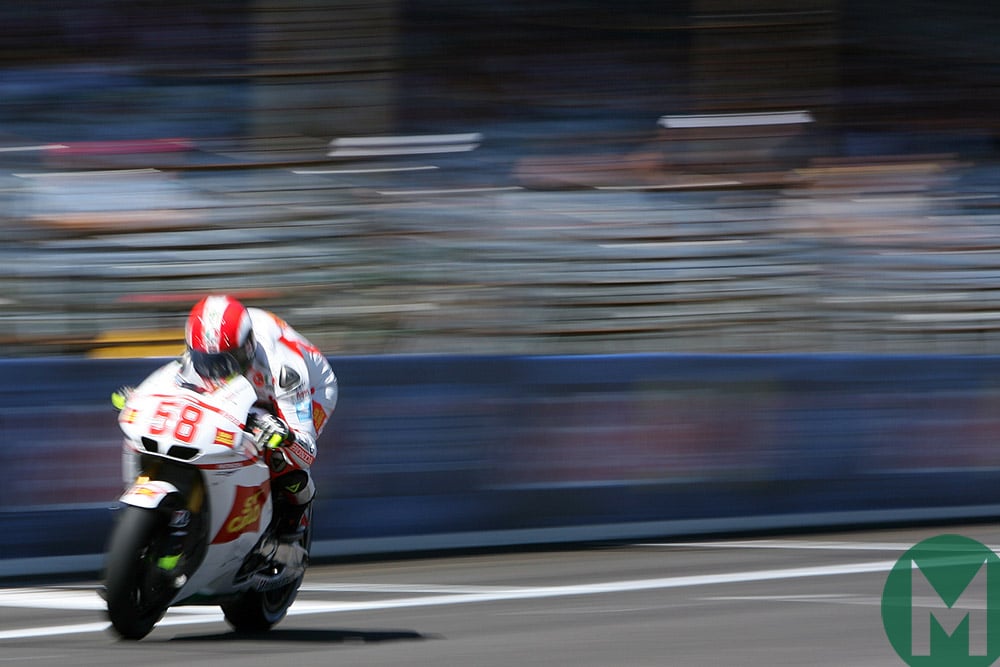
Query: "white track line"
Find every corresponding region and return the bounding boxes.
[699,593,881,607]
[0,558,895,640]
[301,583,527,594]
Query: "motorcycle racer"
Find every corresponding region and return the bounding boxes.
[113,295,338,543]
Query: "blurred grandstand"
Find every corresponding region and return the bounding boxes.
[0,0,998,358]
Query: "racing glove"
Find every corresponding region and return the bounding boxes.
[254,413,294,449]
[111,386,134,412]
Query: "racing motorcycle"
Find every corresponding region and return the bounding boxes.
[103,372,310,640]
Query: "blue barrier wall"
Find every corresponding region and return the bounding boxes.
[4,354,1000,577]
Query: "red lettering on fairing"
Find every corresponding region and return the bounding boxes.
[211,484,270,544]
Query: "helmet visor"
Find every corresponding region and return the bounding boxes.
[190,350,243,380]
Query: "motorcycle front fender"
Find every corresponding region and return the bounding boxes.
[119,479,181,510]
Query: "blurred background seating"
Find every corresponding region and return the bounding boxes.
[0,0,997,357]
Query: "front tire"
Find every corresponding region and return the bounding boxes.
[104,506,174,640]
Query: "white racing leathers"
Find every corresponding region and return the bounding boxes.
[168,308,338,506]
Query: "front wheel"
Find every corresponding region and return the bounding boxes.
[104,506,175,640]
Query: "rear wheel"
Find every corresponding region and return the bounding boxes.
[221,579,302,633]
[104,506,175,640]
[222,506,312,633]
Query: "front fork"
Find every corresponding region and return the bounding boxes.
[119,455,208,580]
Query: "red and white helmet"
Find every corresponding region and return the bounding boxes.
[185,295,256,379]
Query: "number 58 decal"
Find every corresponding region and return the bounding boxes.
[149,400,204,443]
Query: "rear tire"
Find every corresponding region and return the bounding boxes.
[222,506,312,634]
[104,506,173,640]
[221,582,301,634]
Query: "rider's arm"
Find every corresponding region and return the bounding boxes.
[271,364,319,469]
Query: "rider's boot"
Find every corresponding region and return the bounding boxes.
[259,501,309,572]
[273,500,309,543]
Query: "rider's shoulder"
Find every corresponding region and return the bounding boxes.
[248,307,290,333]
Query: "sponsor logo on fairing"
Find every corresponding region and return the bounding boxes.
[213,429,236,447]
[212,484,270,544]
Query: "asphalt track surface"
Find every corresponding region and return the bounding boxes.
[1,523,996,666]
